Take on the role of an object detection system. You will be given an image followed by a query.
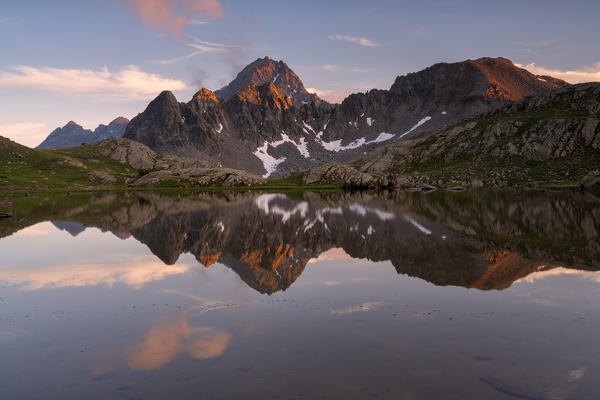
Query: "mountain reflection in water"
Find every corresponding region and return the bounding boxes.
[2,189,599,293]
[1,189,600,400]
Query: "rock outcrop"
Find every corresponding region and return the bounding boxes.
[302,164,388,189]
[90,138,265,187]
[354,83,600,188]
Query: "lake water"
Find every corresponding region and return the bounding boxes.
[0,190,599,399]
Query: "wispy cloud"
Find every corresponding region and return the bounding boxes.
[0,65,186,98]
[328,34,381,47]
[119,0,224,39]
[152,38,238,65]
[516,61,600,84]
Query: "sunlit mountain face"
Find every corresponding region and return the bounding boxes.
[1,190,599,399]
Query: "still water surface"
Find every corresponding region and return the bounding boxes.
[0,190,599,399]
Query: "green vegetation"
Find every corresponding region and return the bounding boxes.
[0,138,138,190]
[0,138,342,192]
[373,85,600,189]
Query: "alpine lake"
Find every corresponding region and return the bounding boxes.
[0,189,599,400]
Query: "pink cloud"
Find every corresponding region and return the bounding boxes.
[119,0,225,39]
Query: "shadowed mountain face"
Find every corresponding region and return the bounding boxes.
[37,117,129,149]
[4,190,599,294]
[124,57,567,177]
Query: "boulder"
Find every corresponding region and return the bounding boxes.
[303,164,386,188]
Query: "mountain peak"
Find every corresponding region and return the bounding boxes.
[38,117,128,149]
[466,57,569,100]
[193,88,219,103]
[233,82,291,110]
[390,56,569,104]
[215,56,320,107]
[110,117,129,125]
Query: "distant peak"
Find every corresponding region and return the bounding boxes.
[66,120,79,126]
[110,117,129,125]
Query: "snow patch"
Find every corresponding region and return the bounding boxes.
[302,121,315,133]
[253,142,286,178]
[404,215,432,235]
[256,195,310,223]
[349,204,367,216]
[398,116,432,138]
[316,132,367,152]
[216,123,223,134]
[349,204,395,221]
[316,130,394,152]
[216,222,225,232]
[441,111,447,115]
[253,131,311,176]
[273,73,280,83]
[296,136,310,158]
[366,117,373,126]
[373,132,394,142]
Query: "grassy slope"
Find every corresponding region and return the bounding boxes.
[0,138,344,191]
[355,84,600,188]
[0,137,138,189]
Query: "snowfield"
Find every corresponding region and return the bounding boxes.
[253,131,310,177]
[398,116,432,138]
[254,116,432,175]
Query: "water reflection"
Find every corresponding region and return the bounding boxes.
[0,190,599,399]
[2,190,599,294]
[96,313,231,373]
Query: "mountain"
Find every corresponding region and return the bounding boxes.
[214,56,320,107]
[37,117,129,149]
[348,82,600,189]
[124,57,569,177]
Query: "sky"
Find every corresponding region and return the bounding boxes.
[1,0,599,147]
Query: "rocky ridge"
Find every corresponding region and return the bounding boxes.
[124,57,567,178]
[37,117,129,149]
[311,82,600,190]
